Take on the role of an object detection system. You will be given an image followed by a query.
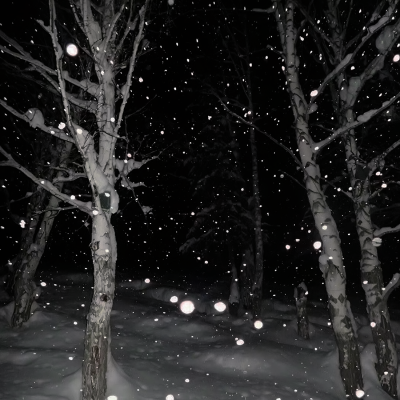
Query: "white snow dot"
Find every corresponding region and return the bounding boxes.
[310,90,318,97]
[381,183,387,188]
[170,296,178,303]
[76,128,83,134]
[19,220,26,228]
[254,320,263,329]
[314,146,319,150]
[144,278,150,283]
[58,122,66,129]
[73,321,78,325]
[313,241,322,250]
[321,224,328,230]
[355,389,365,398]
[70,195,75,200]
[66,43,78,56]
[50,130,55,135]
[185,378,190,383]
[214,302,226,312]
[40,282,47,287]
[166,395,174,400]
[167,0,174,5]
[236,339,244,345]
[93,210,99,215]
[68,356,74,360]
[285,245,290,250]
[384,371,388,375]
[370,322,376,328]
[393,54,400,62]
[363,280,368,284]
[107,396,118,400]
[180,300,195,314]
[110,117,115,122]
[139,77,143,82]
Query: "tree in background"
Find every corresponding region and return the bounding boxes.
[181,2,267,319]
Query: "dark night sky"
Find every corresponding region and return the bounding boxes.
[1,0,399,305]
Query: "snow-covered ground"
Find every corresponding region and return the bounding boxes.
[0,270,398,400]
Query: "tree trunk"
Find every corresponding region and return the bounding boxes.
[345,131,398,398]
[11,141,72,328]
[228,247,240,317]
[272,2,364,397]
[240,245,254,312]
[294,282,309,340]
[11,193,61,327]
[249,125,264,320]
[340,85,398,396]
[82,212,116,400]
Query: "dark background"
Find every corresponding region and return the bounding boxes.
[0,0,399,307]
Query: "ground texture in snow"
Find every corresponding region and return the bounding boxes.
[0,269,399,400]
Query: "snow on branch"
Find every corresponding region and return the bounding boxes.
[0,100,75,143]
[368,137,400,174]
[308,54,353,108]
[114,0,149,136]
[315,93,400,151]
[251,7,275,13]
[79,0,102,51]
[383,273,400,301]
[0,146,92,214]
[374,224,400,237]
[308,11,400,109]
[98,0,127,64]
[115,155,156,189]
[0,42,56,77]
[52,169,87,184]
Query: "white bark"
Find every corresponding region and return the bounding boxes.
[0,0,151,398]
[272,2,363,397]
[315,1,400,395]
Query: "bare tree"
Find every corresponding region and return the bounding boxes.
[0,0,152,398]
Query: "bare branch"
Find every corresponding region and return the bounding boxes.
[374,223,400,237]
[315,93,400,151]
[0,100,75,143]
[368,137,400,173]
[216,95,303,171]
[0,146,92,214]
[100,0,128,64]
[114,0,149,136]
[383,273,400,301]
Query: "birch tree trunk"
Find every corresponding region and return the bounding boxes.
[322,2,400,395]
[0,0,150,395]
[12,141,73,328]
[12,194,60,327]
[272,2,363,397]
